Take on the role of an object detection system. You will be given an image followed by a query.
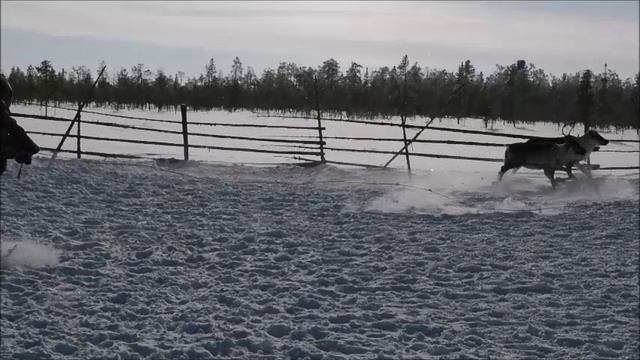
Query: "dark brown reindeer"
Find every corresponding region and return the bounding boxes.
[498,139,587,189]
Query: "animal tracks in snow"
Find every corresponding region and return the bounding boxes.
[0,158,638,359]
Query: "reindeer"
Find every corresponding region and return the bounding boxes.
[498,139,587,189]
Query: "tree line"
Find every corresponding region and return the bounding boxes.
[3,56,639,129]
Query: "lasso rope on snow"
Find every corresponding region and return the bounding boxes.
[303,179,561,213]
[1,244,18,261]
[52,159,556,214]
[26,159,634,214]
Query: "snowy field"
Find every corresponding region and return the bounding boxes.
[1,107,639,359]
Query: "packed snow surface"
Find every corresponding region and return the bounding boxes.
[1,156,638,359]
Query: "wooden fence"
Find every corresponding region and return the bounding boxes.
[11,102,640,172]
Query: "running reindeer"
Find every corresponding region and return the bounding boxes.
[498,130,610,189]
[497,138,587,189]
[0,75,40,176]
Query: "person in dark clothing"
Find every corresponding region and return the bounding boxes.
[0,74,40,176]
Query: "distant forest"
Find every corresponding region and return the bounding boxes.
[3,56,639,129]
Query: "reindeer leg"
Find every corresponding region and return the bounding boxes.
[544,168,557,190]
[498,163,518,182]
[498,167,507,182]
[565,162,575,179]
[577,162,600,195]
[576,163,592,179]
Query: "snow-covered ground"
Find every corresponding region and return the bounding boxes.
[1,107,639,359]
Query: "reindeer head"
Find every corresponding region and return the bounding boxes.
[586,130,609,146]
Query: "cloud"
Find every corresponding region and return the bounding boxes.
[1,1,638,78]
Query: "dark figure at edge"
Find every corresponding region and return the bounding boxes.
[0,74,40,176]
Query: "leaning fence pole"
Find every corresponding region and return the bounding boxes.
[385,82,465,170]
[76,111,81,159]
[180,104,189,161]
[48,65,106,166]
[313,76,326,163]
[383,118,434,168]
[400,80,411,173]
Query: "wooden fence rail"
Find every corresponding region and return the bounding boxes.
[16,104,324,130]
[275,135,510,146]
[17,106,639,142]
[26,131,322,157]
[12,111,323,131]
[18,115,325,145]
[321,146,505,162]
[29,129,508,160]
[39,147,144,159]
[256,113,640,143]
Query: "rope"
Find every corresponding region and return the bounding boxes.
[598,150,640,153]
[1,244,19,261]
[301,179,564,213]
[120,162,207,180]
[21,156,636,215]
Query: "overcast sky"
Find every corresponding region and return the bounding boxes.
[1,1,638,80]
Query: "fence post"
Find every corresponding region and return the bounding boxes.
[180,104,189,161]
[313,76,326,163]
[400,79,411,174]
[77,112,81,159]
[401,115,411,174]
